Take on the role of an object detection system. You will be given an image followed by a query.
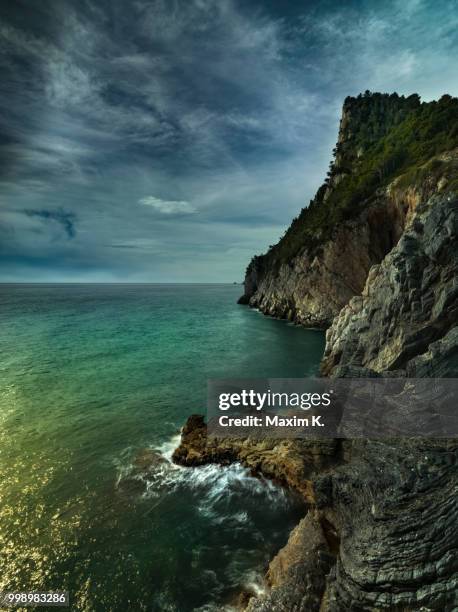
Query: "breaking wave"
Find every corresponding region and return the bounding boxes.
[115,433,303,611]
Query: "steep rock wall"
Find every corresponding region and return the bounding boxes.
[238,93,426,327]
[322,191,458,375]
[243,196,406,327]
[242,189,458,611]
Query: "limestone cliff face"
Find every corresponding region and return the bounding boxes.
[322,190,458,376]
[242,166,450,327]
[238,92,434,327]
[242,197,405,326]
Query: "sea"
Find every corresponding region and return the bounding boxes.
[0,284,325,611]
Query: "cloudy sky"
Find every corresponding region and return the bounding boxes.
[0,0,457,282]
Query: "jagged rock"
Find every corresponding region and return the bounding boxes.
[244,512,335,612]
[316,438,458,611]
[237,256,264,305]
[173,414,340,503]
[406,327,458,377]
[242,197,405,327]
[309,191,458,611]
[322,193,458,376]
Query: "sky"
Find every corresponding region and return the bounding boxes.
[0,0,457,282]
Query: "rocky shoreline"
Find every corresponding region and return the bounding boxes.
[172,414,342,504]
[172,193,458,609]
[172,96,458,610]
[173,419,458,611]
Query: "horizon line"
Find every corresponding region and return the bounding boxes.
[0,281,243,285]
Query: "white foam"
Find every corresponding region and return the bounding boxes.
[146,433,290,510]
[114,432,291,611]
[117,432,291,525]
[155,433,182,463]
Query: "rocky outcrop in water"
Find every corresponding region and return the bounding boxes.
[172,414,340,503]
[245,512,335,612]
[174,421,458,611]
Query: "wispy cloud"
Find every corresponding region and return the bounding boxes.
[139,196,197,215]
[24,209,77,239]
[0,0,457,281]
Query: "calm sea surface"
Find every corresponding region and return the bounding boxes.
[0,284,325,611]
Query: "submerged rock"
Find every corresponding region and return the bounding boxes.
[133,448,168,471]
[116,447,169,497]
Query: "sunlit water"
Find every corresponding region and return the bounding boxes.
[0,284,325,611]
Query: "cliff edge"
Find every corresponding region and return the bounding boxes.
[238,93,458,328]
[243,187,458,612]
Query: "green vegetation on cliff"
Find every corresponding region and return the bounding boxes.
[263,92,458,266]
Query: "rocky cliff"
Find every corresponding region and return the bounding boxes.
[322,188,458,377]
[174,185,458,611]
[243,187,458,612]
[173,93,458,610]
[238,189,410,327]
[238,93,458,328]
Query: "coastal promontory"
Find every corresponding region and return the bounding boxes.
[175,92,458,611]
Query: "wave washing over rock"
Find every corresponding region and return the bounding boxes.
[175,93,458,610]
[116,437,305,611]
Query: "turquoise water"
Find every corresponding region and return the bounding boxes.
[0,284,325,611]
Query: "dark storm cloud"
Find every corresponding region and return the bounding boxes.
[0,0,457,281]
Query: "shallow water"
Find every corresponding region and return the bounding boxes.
[0,284,325,611]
